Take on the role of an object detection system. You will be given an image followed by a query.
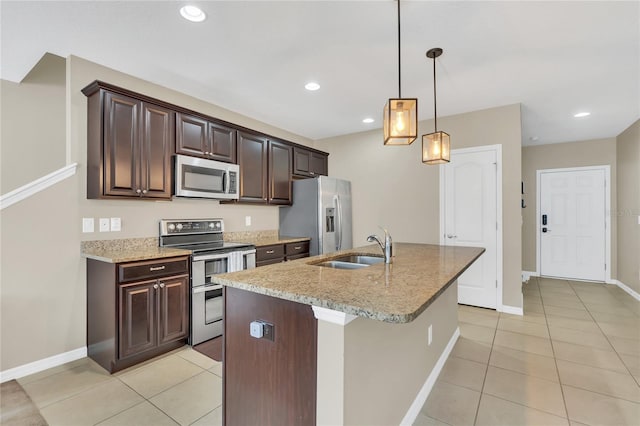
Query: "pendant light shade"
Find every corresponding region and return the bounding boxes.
[383,0,417,145]
[384,98,418,145]
[422,48,450,164]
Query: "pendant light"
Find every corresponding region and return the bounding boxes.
[383,0,417,145]
[422,48,450,164]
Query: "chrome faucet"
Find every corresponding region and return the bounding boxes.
[367,227,393,264]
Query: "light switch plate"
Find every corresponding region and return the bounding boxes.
[99,218,110,232]
[82,218,94,233]
[245,216,252,227]
[110,217,121,232]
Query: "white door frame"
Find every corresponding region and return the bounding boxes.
[439,144,504,310]
[536,165,611,283]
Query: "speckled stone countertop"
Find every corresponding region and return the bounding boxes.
[81,238,191,263]
[225,230,310,247]
[213,243,484,323]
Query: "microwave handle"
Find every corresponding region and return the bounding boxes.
[224,170,230,194]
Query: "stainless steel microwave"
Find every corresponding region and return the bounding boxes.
[175,154,239,200]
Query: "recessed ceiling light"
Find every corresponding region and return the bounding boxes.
[304,82,320,91]
[573,112,591,118]
[362,118,375,124]
[180,5,206,22]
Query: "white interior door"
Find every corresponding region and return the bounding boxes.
[539,168,606,281]
[442,149,498,309]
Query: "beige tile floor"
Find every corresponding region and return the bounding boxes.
[17,346,223,426]
[416,277,640,426]
[9,277,640,425]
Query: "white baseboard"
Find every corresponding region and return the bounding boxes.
[499,305,524,316]
[612,280,640,302]
[400,327,460,426]
[522,271,539,282]
[0,347,87,383]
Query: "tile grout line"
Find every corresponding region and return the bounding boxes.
[569,281,640,389]
[471,308,498,426]
[537,276,572,422]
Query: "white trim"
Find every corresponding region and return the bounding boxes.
[499,305,524,316]
[440,144,503,310]
[536,165,611,282]
[0,347,87,383]
[613,280,640,301]
[400,327,460,426]
[522,270,539,282]
[312,306,358,325]
[0,163,77,210]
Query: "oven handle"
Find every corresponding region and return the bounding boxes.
[193,252,230,262]
[193,284,223,294]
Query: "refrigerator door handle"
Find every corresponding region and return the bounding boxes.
[335,194,342,251]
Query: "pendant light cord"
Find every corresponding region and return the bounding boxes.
[397,0,402,98]
[433,55,437,132]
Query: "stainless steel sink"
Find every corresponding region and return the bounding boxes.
[312,254,384,269]
[332,255,384,265]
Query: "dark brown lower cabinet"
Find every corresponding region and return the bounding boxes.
[224,287,317,425]
[87,256,189,373]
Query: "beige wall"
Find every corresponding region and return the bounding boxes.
[616,120,640,292]
[316,283,458,425]
[521,138,617,276]
[315,104,523,308]
[1,54,66,194]
[0,54,313,372]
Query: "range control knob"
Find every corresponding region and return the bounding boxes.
[176,223,184,231]
[168,224,176,231]
[216,222,221,229]
[209,222,216,229]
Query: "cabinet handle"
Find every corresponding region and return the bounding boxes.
[150,266,165,271]
[205,151,210,155]
[153,284,159,289]
[294,246,301,250]
[266,250,275,254]
[142,189,148,194]
[159,282,165,288]
[136,189,142,194]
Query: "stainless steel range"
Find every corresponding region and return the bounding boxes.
[159,218,256,345]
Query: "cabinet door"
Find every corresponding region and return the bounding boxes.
[293,147,312,177]
[158,275,189,345]
[119,280,157,359]
[103,92,140,197]
[140,102,174,199]
[209,122,237,164]
[237,132,268,203]
[310,152,328,176]
[176,113,208,158]
[268,140,292,205]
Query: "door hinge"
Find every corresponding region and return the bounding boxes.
[496,280,498,288]
[605,264,607,271]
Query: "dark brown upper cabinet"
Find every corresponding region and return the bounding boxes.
[237,131,269,203]
[176,112,237,164]
[84,83,174,200]
[293,147,328,178]
[236,132,292,205]
[268,140,292,205]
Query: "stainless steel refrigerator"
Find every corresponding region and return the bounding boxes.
[279,176,352,256]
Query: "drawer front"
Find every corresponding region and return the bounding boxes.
[256,258,284,268]
[285,253,309,261]
[256,244,285,262]
[285,241,310,256]
[118,257,189,283]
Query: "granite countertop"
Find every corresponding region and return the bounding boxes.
[81,238,191,263]
[228,234,310,247]
[212,243,484,323]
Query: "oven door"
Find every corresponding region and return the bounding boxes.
[191,284,224,345]
[192,252,230,287]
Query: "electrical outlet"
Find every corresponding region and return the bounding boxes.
[110,217,121,232]
[428,324,433,346]
[82,218,94,233]
[99,218,110,232]
[245,216,252,227]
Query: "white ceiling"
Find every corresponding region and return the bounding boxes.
[2,1,638,146]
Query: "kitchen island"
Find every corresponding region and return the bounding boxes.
[213,243,484,426]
